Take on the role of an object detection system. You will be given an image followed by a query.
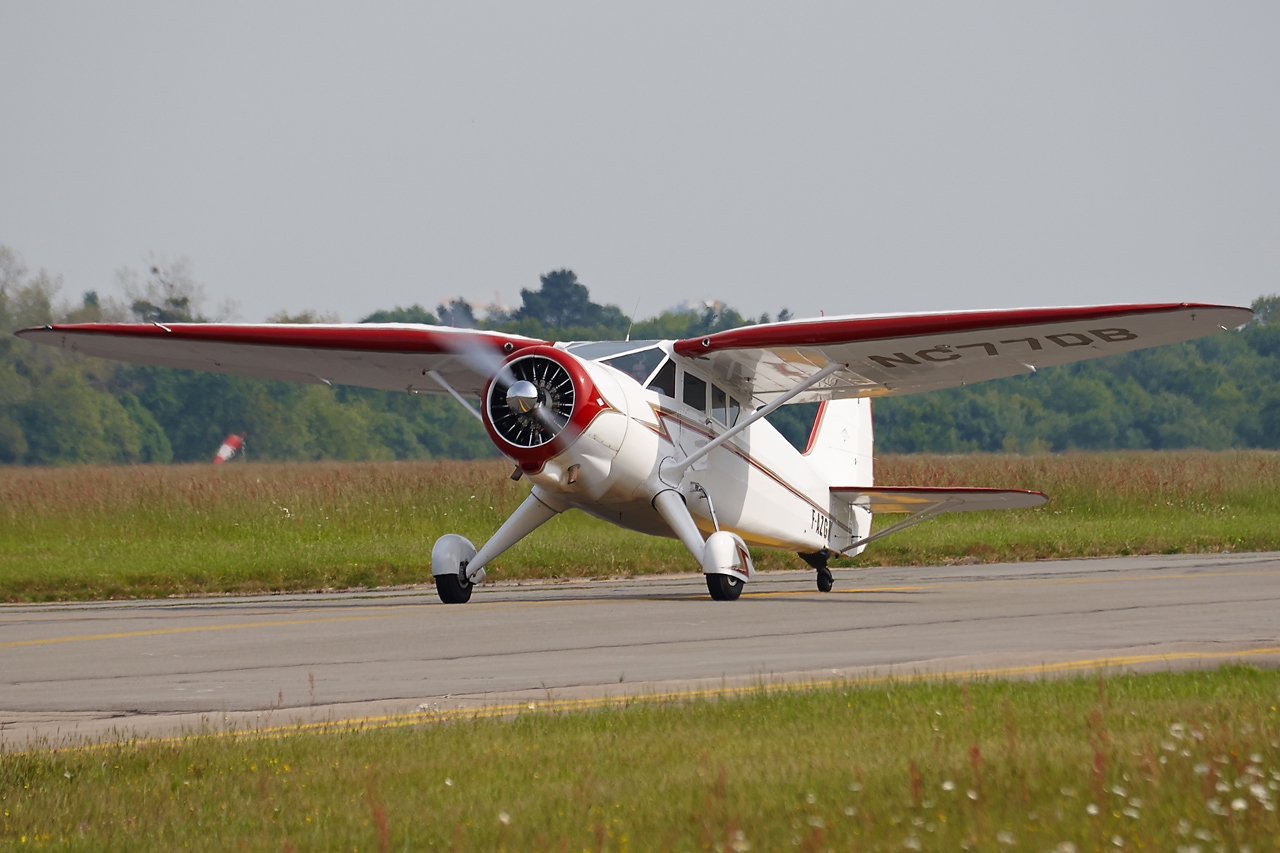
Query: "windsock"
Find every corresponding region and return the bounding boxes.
[212,433,245,464]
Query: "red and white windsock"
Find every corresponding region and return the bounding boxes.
[212,433,245,464]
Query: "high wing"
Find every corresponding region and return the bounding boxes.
[14,323,548,397]
[672,303,1253,407]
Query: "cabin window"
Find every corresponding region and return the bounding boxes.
[649,360,676,397]
[682,372,707,411]
[711,384,728,425]
[729,396,741,426]
[603,347,665,386]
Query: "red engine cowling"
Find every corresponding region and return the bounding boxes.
[481,346,611,474]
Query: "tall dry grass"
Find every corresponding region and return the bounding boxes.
[2,451,1278,600]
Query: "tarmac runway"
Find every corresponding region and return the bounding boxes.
[3,551,1279,746]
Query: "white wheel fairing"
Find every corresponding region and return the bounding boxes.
[701,530,755,582]
[432,534,477,578]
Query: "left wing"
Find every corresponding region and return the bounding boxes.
[14,323,548,397]
[672,302,1253,406]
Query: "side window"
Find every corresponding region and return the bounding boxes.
[682,372,707,411]
[711,385,727,425]
[729,396,741,426]
[649,360,676,398]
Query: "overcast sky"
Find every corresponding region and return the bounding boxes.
[3,3,1277,325]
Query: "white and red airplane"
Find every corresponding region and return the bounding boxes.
[18,301,1251,602]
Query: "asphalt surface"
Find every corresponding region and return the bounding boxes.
[3,552,1279,746]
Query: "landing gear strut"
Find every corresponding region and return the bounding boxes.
[799,549,835,592]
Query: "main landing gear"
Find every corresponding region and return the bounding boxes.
[652,488,753,601]
[799,549,836,592]
[706,573,744,601]
[434,569,473,604]
[431,490,566,604]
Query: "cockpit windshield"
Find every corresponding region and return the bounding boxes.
[602,346,666,386]
[562,340,662,360]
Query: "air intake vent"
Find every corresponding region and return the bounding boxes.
[487,355,576,448]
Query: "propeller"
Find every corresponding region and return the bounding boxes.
[437,332,574,447]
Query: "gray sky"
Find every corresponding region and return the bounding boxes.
[3,2,1277,325]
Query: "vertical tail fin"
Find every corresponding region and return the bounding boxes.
[803,398,874,488]
[804,398,874,556]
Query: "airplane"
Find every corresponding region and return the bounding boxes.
[18,301,1252,603]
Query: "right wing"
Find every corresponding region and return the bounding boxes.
[14,323,548,397]
[673,303,1254,407]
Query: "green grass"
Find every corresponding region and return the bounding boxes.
[4,668,1279,850]
[2,451,1279,602]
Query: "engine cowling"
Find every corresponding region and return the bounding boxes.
[482,346,611,474]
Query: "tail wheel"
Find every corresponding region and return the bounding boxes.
[706,573,743,601]
[435,573,473,604]
[816,566,834,593]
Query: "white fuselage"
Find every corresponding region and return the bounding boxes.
[518,344,858,554]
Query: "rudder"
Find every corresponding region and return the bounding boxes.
[803,398,874,556]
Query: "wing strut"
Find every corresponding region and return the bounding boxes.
[663,362,841,479]
[426,370,483,423]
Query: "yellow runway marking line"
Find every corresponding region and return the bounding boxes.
[0,614,397,648]
[38,645,1280,753]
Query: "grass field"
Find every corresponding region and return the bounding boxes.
[2,451,1279,602]
[3,667,1278,851]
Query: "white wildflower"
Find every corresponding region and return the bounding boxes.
[942,780,955,792]
[996,830,1015,845]
[498,812,510,825]
[1087,804,1100,816]
[1232,798,1247,812]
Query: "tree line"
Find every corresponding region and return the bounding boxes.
[2,245,1278,465]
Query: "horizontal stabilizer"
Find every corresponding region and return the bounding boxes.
[829,486,1047,554]
[832,486,1048,514]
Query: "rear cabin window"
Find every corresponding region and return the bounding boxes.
[711,384,728,425]
[682,372,707,411]
[729,396,741,426]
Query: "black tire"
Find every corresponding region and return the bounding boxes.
[816,566,834,593]
[435,573,473,604]
[706,573,744,601]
